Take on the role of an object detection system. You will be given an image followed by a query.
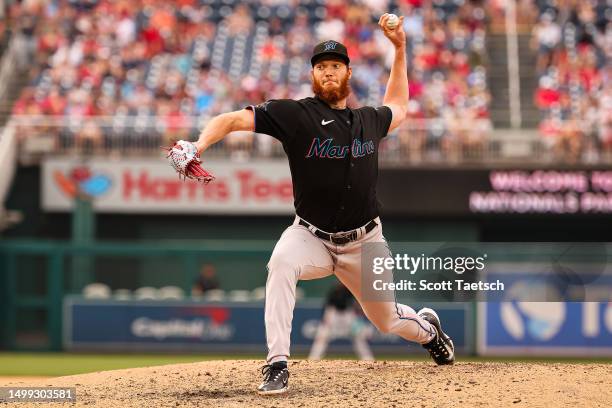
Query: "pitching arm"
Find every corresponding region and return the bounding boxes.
[379,14,408,133]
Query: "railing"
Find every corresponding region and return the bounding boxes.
[0,125,17,215]
[0,36,22,230]
[0,34,19,101]
[504,0,522,128]
[11,115,612,167]
[0,124,22,232]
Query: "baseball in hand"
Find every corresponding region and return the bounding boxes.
[386,14,399,30]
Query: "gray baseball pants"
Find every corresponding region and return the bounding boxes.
[265,216,436,363]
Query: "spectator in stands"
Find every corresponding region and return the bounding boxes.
[40,86,67,115]
[224,3,253,36]
[531,11,561,73]
[76,118,103,154]
[315,14,345,41]
[534,75,561,111]
[538,112,562,153]
[599,84,612,157]
[558,114,584,163]
[192,264,220,296]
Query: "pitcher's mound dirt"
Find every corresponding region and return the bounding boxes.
[0,376,52,386]
[5,360,611,407]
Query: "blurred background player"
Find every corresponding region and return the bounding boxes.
[191,264,220,296]
[308,282,374,361]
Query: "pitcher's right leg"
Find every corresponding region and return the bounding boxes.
[264,224,334,364]
[258,224,334,395]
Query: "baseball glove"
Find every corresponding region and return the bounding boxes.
[164,140,215,183]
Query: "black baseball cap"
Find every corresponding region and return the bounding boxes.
[311,40,350,67]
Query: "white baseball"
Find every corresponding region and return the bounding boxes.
[386,14,399,30]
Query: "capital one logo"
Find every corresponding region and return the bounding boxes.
[324,41,338,51]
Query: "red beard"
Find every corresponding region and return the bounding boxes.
[312,75,351,105]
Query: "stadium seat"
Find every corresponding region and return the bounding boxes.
[227,290,251,302]
[133,286,160,300]
[203,289,226,302]
[113,289,132,301]
[251,286,266,300]
[158,286,185,300]
[83,283,111,299]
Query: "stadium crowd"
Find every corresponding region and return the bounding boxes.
[7,0,491,160]
[531,0,610,162]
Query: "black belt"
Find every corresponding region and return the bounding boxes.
[299,219,378,245]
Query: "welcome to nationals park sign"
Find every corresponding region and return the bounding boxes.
[377,168,612,216]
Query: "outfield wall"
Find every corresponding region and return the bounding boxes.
[62,298,474,355]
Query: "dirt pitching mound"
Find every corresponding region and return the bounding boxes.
[5,360,611,407]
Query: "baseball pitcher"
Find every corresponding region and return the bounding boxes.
[167,14,455,395]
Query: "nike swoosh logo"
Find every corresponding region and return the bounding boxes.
[321,119,334,125]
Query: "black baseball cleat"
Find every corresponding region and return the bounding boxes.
[257,362,289,395]
[418,307,455,365]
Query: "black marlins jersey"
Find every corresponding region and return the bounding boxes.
[247,96,392,232]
